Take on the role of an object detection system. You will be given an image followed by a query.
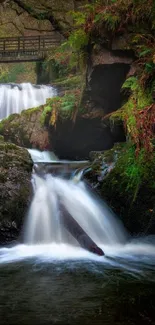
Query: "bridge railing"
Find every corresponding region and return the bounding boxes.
[0,35,62,53]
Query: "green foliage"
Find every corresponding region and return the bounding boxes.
[0,65,9,83]
[106,144,155,201]
[68,29,89,51]
[0,63,36,83]
[54,74,82,88]
[40,89,82,126]
[0,114,19,133]
[102,12,120,30]
[47,43,72,78]
[64,0,155,83]
[5,64,26,83]
[47,33,88,75]
[111,77,154,154]
[40,104,54,125]
[21,106,41,116]
[117,146,146,200]
[122,76,139,91]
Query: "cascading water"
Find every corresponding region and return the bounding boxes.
[24,173,127,247]
[1,148,155,271]
[0,83,56,119]
[0,79,154,325]
[24,149,126,250]
[28,149,58,163]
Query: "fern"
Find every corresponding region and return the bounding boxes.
[112,77,154,155]
[103,13,120,30]
[68,29,89,51]
[40,90,82,127]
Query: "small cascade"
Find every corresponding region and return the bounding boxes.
[24,173,127,248]
[1,148,155,266]
[24,149,127,253]
[28,149,58,163]
[0,83,56,119]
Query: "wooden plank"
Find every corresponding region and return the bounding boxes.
[0,34,62,63]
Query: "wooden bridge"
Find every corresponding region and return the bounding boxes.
[0,34,63,63]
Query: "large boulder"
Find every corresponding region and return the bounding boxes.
[86,144,155,236]
[0,137,33,245]
[0,107,50,150]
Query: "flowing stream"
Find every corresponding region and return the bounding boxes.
[0,85,155,324]
[0,149,155,324]
[1,149,155,267]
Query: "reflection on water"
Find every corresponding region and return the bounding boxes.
[0,243,155,325]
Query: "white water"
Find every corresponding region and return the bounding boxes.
[28,149,58,163]
[24,174,127,245]
[0,150,155,268]
[1,241,155,276]
[1,148,155,271]
[0,83,56,119]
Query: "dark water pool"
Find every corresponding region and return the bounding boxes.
[0,256,155,325]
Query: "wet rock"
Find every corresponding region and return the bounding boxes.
[0,107,50,150]
[0,140,33,244]
[86,144,155,236]
[86,143,123,187]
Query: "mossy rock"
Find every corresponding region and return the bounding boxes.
[0,105,49,150]
[0,141,33,244]
[53,74,82,89]
[88,144,155,235]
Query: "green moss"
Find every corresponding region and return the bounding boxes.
[0,114,20,133]
[110,76,154,155]
[0,120,5,133]
[54,74,82,88]
[102,144,155,202]
[0,142,18,152]
[40,91,82,126]
[40,104,53,125]
[21,106,42,116]
[99,142,155,234]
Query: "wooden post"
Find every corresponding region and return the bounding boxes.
[23,39,25,51]
[18,37,20,52]
[39,35,41,51]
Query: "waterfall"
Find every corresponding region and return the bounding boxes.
[24,149,127,251]
[24,173,127,247]
[1,149,155,266]
[28,149,58,163]
[0,83,56,119]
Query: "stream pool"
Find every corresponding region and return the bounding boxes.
[0,243,155,325]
